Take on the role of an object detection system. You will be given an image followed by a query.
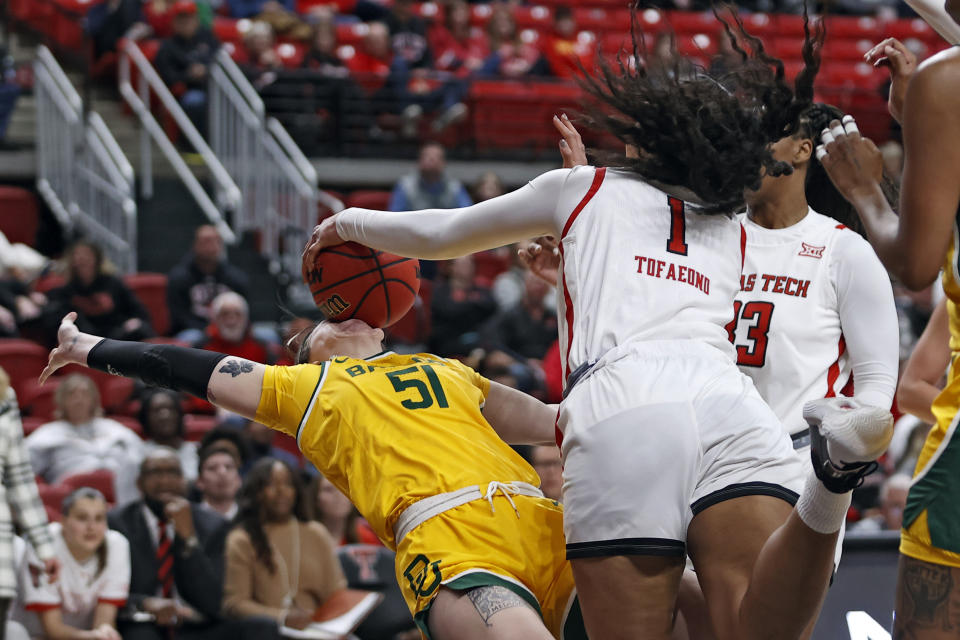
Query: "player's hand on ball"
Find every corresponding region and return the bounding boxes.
[863,37,917,123]
[302,216,345,282]
[817,116,884,204]
[518,237,561,287]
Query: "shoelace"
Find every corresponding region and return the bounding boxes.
[484,481,522,518]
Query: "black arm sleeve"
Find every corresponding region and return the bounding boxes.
[86,339,227,400]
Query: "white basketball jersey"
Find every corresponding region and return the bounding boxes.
[557,167,743,382]
[731,209,858,437]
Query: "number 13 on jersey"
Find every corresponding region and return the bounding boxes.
[726,300,776,367]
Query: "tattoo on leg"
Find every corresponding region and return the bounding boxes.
[219,360,254,377]
[895,556,954,637]
[466,586,530,627]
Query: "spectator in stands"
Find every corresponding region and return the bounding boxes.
[116,387,198,506]
[87,0,147,59]
[481,5,549,78]
[224,0,310,40]
[240,21,282,90]
[242,420,300,471]
[543,6,591,78]
[168,225,249,341]
[429,255,496,356]
[44,240,155,343]
[647,31,688,79]
[429,0,489,79]
[301,12,349,78]
[388,142,472,211]
[195,292,276,364]
[199,428,249,476]
[483,270,557,361]
[223,459,345,630]
[139,389,198,484]
[110,449,271,640]
[0,367,59,633]
[345,21,393,87]
[385,0,431,70]
[471,170,504,203]
[16,488,129,640]
[0,280,41,338]
[310,474,379,546]
[195,444,242,520]
[26,374,144,499]
[154,1,220,136]
[847,473,912,534]
[528,445,563,503]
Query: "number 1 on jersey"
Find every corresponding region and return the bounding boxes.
[666,197,688,256]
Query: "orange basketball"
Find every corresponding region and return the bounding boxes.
[304,242,420,328]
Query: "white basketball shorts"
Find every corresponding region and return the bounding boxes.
[558,339,806,559]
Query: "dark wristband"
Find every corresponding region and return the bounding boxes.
[86,339,227,400]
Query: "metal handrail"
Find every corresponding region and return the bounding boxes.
[215,48,264,118]
[34,45,139,273]
[117,39,240,242]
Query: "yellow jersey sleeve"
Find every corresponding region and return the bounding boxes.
[255,364,325,438]
[442,357,490,401]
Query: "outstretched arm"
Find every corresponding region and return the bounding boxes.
[301,168,578,269]
[41,312,265,419]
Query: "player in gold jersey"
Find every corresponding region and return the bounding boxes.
[818,20,960,639]
[38,313,586,640]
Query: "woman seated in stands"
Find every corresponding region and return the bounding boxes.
[222,459,346,631]
[310,474,380,547]
[15,488,130,640]
[25,373,144,503]
[44,240,154,343]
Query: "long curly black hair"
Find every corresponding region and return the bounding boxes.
[232,458,311,574]
[578,3,825,214]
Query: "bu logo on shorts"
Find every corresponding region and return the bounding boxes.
[403,554,442,597]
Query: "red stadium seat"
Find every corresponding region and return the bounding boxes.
[336,22,370,47]
[0,339,49,399]
[470,4,493,27]
[828,15,881,40]
[273,431,302,463]
[822,38,874,62]
[212,17,246,44]
[514,5,552,29]
[184,414,218,441]
[38,483,72,517]
[666,10,716,35]
[52,0,98,51]
[675,32,717,58]
[346,190,392,211]
[33,273,66,294]
[880,17,935,43]
[742,12,776,39]
[277,42,307,68]
[18,378,59,420]
[59,469,116,504]
[124,272,170,336]
[21,416,46,436]
[100,376,136,415]
[0,186,39,247]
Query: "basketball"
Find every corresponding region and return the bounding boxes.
[303,242,420,328]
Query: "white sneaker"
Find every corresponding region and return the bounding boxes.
[803,397,894,493]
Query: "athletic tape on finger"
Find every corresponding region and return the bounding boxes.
[830,124,846,139]
[815,145,828,162]
[821,129,835,146]
[841,115,859,135]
